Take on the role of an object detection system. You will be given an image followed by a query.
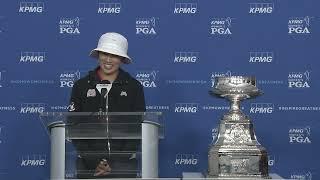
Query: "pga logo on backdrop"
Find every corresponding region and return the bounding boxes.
[288,16,312,34]
[135,70,158,88]
[210,71,232,87]
[136,17,157,35]
[20,51,46,63]
[289,126,311,144]
[60,70,81,88]
[248,2,274,14]
[173,1,197,14]
[19,1,44,13]
[210,17,234,35]
[59,17,80,34]
[97,0,121,14]
[288,70,311,88]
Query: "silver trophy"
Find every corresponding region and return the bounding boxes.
[208,76,270,179]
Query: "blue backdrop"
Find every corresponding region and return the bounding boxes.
[0,0,319,179]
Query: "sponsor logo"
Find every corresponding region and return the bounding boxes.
[210,71,232,87]
[20,103,46,114]
[135,70,158,88]
[97,0,121,14]
[136,17,157,35]
[50,105,69,111]
[59,70,81,88]
[289,126,311,144]
[249,51,273,63]
[288,70,311,88]
[20,51,46,63]
[249,103,274,114]
[174,2,197,14]
[59,17,80,34]
[174,103,198,113]
[146,105,170,111]
[288,16,312,34]
[211,127,219,143]
[202,105,230,111]
[21,154,46,167]
[257,79,284,85]
[175,153,199,165]
[290,171,312,180]
[248,2,274,14]
[174,51,199,63]
[166,79,207,85]
[268,155,275,166]
[278,106,320,111]
[210,17,234,35]
[0,106,16,111]
[19,1,44,13]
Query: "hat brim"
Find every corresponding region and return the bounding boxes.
[89,48,132,64]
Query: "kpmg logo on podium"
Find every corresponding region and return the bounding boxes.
[174,2,197,14]
[250,103,274,114]
[288,16,312,34]
[291,171,312,180]
[249,51,273,63]
[20,103,46,114]
[59,70,81,88]
[289,126,311,144]
[288,71,311,88]
[210,17,233,35]
[19,1,44,13]
[97,0,121,14]
[175,153,199,166]
[211,71,232,87]
[174,103,198,113]
[136,17,157,35]
[135,70,158,88]
[20,51,46,63]
[248,2,274,14]
[174,51,199,63]
[20,154,46,167]
[59,17,80,34]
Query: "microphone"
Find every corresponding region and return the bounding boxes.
[96,80,111,112]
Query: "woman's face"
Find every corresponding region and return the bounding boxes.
[98,52,123,75]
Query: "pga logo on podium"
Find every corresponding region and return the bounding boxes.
[59,17,80,34]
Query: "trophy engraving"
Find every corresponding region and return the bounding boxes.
[208,76,270,179]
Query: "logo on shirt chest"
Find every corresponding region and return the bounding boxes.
[120,91,127,97]
[87,89,96,97]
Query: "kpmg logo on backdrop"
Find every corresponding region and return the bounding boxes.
[59,17,80,34]
[290,171,312,180]
[136,17,157,35]
[20,103,46,114]
[135,70,158,88]
[20,51,46,63]
[174,2,197,14]
[248,2,274,14]
[289,126,311,144]
[250,103,274,114]
[175,153,199,166]
[21,154,46,167]
[97,0,121,14]
[249,51,273,63]
[211,71,232,87]
[288,16,312,34]
[174,103,198,113]
[60,70,81,88]
[19,1,44,13]
[288,70,311,88]
[210,17,234,35]
[174,51,199,63]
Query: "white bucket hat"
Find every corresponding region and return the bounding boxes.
[89,32,131,64]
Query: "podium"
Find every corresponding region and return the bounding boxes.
[40,112,164,180]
